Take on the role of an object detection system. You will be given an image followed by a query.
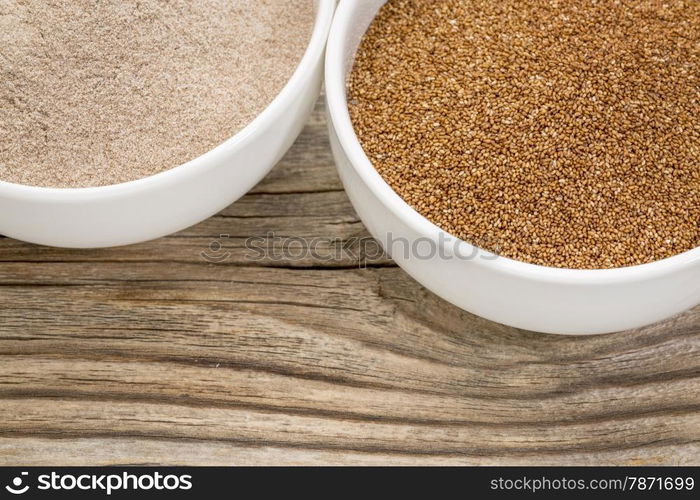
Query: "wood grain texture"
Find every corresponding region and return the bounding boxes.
[0,98,698,466]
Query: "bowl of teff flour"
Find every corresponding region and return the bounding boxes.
[326,0,700,334]
[0,0,335,247]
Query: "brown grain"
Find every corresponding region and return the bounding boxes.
[349,0,700,269]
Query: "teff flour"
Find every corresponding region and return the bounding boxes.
[0,0,314,188]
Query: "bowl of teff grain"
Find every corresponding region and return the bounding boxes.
[326,0,700,334]
[0,0,335,247]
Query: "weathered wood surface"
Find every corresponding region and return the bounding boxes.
[0,98,698,466]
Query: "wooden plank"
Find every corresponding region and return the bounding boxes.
[1,439,695,466]
[0,96,698,465]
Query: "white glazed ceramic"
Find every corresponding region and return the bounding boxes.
[325,0,700,335]
[0,0,335,249]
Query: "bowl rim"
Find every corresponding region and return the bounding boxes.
[325,0,700,284]
[0,0,337,200]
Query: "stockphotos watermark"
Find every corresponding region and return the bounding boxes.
[3,470,192,496]
[200,231,501,267]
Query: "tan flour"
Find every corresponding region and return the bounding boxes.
[0,0,314,188]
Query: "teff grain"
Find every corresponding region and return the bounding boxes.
[349,0,700,269]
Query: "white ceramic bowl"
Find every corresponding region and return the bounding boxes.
[325,0,700,335]
[0,0,335,249]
